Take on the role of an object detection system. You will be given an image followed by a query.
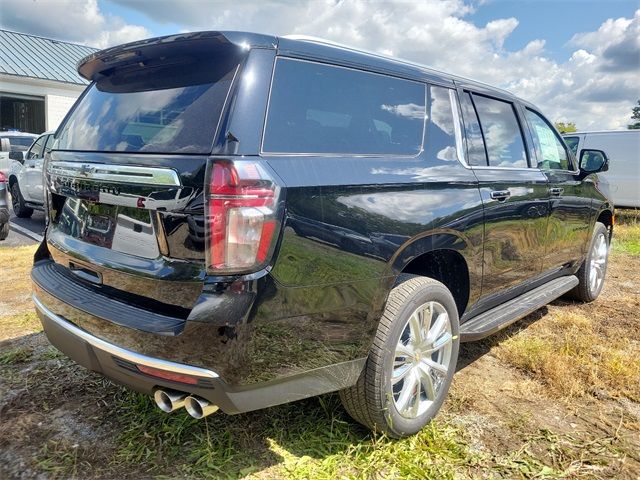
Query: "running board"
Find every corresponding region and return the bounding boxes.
[460,275,579,342]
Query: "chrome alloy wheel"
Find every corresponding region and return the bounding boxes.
[392,301,454,419]
[589,232,608,295]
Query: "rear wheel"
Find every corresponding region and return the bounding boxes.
[10,181,33,218]
[568,222,609,302]
[340,276,460,437]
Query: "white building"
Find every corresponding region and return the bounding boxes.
[0,29,98,134]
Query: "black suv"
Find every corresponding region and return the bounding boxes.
[32,31,613,438]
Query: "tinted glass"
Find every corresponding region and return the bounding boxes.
[28,136,45,159]
[459,92,487,166]
[563,136,579,157]
[44,134,55,153]
[525,109,571,170]
[472,94,527,168]
[55,56,239,154]
[5,136,36,151]
[425,86,458,163]
[263,59,425,155]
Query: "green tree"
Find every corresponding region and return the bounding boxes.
[628,99,640,129]
[554,121,577,133]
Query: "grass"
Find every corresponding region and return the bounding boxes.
[612,208,640,256]
[492,309,640,401]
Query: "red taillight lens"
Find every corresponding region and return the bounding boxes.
[206,160,281,274]
[0,172,6,183]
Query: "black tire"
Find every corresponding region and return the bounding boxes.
[340,276,460,437]
[10,181,33,218]
[567,221,609,302]
[0,222,8,241]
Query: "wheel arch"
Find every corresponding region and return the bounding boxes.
[388,231,481,317]
[596,208,613,241]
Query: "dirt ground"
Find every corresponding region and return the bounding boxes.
[0,229,638,479]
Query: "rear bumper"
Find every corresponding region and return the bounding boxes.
[33,293,365,414]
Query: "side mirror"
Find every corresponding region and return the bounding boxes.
[579,149,609,174]
[0,138,9,152]
[9,151,24,163]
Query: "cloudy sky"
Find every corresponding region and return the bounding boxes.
[1,0,638,130]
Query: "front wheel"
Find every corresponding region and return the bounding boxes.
[340,276,460,437]
[568,221,610,302]
[10,182,33,219]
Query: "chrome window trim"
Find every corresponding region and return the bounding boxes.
[33,294,219,379]
[47,161,181,186]
[260,56,427,159]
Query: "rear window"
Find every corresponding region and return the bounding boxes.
[4,136,36,151]
[262,58,426,155]
[55,56,239,154]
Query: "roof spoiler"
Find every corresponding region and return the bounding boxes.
[77,31,277,82]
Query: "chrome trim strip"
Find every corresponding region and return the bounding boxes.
[33,294,219,379]
[47,161,181,186]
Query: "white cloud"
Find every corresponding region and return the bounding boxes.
[0,0,150,48]
[1,0,638,130]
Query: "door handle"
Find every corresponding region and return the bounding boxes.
[490,190,511,201]
[549,187,564,196]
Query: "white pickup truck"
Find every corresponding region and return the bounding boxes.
[4,131,54,218]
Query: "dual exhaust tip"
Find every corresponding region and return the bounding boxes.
[153,389,219,419]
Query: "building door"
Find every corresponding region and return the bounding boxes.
[0,93,46,133]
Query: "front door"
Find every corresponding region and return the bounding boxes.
[523,109,592,274]
[24,134,50,204]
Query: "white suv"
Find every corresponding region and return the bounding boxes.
[8,131,54,218]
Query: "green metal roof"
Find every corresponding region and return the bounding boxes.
[0,29,98,85]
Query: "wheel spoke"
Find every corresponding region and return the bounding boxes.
[431,331,453,351]
[392,363,412,385]
[417,363,436,400]
[395,342,413,358]
[426,313,448,345]
[395,370,418,413]
[424,358,448,375]
[408,313,423,344]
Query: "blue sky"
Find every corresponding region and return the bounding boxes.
[1,0,638,129]
[469,0,638,60]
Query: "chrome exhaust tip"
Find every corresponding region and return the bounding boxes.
[153,389,187,413]
[184,395,219,419]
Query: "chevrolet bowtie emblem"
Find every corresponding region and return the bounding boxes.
[79,164,96,177]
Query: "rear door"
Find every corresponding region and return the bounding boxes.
[523,108,592,274]
[458,90,549,308]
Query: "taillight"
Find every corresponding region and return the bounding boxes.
[205,160,282,274]
[0,172,6,183]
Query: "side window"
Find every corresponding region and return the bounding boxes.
[27,136,45,159]
[459,92,488,166]
[425,86,459,163]
[44,134,55,154]
[472,94,528,168]
[563,136,579,157]
[262,59,426,155]
[525,109,571,170]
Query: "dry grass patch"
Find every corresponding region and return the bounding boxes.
[0,245,38,316]
[493,308,640,400]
